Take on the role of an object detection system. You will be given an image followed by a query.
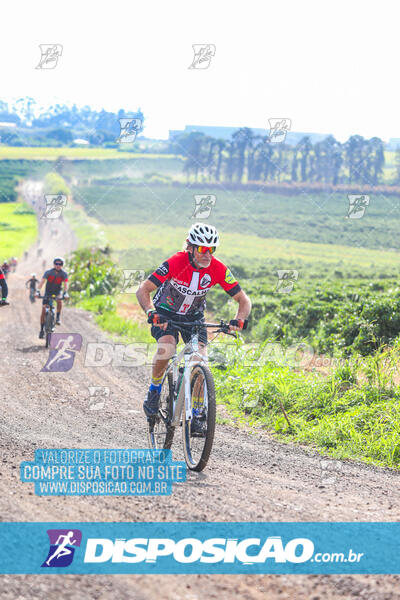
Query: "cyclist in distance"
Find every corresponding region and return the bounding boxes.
[37,257,69,338]
[136,223,251,420]
[1,261,10,280]
[0,266,9,305]
[10,257,17,272]
[25,272,40,298]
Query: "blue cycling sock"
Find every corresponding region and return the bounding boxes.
[149,383,162,393]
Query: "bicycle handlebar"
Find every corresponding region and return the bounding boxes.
[37,293,65,300]
[160,318,238,337]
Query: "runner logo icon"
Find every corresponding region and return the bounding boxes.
[41,333,82,372]
[41,529,82,568]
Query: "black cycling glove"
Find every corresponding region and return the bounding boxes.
[229,319,248,330]
[147,310,167,325]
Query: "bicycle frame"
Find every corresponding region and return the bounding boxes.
[162,332,208,427]
[148,318,237,470]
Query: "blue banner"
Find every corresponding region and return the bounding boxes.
[0,522,399,574]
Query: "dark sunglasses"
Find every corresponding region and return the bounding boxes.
[196,245,216,255]
[54,262,63,266]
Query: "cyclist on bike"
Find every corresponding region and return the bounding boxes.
[37,257,69,338]
[26,273,40,297]
[2,261,10,280]
[0,267,9,305]
[10,257,17,272]
[136,223,251,422]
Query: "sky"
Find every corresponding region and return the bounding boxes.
[0,0,398,141]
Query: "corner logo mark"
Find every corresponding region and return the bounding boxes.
[41,529,82,568]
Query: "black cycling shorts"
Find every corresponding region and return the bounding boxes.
[150,309,207,345]
[42,295,60,305]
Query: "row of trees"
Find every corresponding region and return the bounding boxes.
[171,128,387,186]
[0,99,144,145]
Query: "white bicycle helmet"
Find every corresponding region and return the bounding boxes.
[187,223,220,247]
[31,272,36,277]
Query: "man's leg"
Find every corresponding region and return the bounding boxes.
[39,304,47,338]
[56,299,62,324]
[143,334,176,417]
[152,334,177,380]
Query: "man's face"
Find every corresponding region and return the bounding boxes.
[54,262,62,271]
[193,246,213,269]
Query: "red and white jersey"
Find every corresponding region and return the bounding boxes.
[149,251,241,315]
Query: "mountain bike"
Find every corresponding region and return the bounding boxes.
[38,294,59,348]
[147,319,236,472]
[28,288,36,303]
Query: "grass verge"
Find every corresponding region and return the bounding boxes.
[212,338,400,468]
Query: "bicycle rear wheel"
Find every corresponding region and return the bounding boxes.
[182,364,216,472]
[147,372,175,449]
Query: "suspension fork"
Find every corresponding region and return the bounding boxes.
[183,351,193,421]
[169,353,191,427]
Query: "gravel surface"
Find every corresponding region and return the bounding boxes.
[1,182,400,599]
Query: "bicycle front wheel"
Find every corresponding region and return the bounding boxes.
[147,372,175,450]
[44,310,54,348]
[182,364,216,472]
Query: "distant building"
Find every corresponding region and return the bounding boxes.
[73,138,89,145]
[169,129,185,140]
[169,125,331,146]
[386,138,400,150]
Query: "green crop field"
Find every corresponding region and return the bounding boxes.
[104,222,400,272]
[0,146,181,160]
[0,202,37,259]
[73,181,400,251]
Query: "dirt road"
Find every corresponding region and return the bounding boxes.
[1,182,400,598]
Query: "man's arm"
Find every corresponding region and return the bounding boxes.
[229,289,251,331]
[136,279,169,331]
[136,279,158,314]
[37,277,46,291]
